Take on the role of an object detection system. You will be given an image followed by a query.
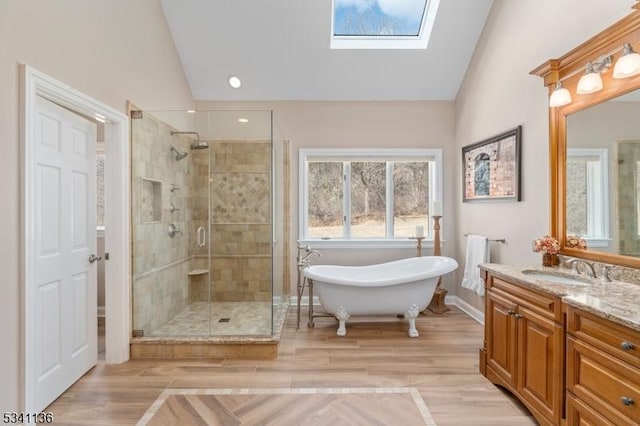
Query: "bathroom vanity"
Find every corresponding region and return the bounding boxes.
[479,265,640,426]
[487,6,640,425]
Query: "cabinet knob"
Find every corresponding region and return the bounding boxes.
[621,341,635,351]
[507,310,516,316]
[621,396,634,406]
[514,313,523,319]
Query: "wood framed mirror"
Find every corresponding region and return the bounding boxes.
[531,5,640,269]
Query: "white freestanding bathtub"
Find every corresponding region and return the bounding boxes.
[304,256,458,337]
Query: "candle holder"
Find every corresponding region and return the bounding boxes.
[427,215,450,314]
[410,236,425,257]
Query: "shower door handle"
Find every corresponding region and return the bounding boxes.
[197,226,206,247]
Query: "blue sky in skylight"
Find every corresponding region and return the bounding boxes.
[333,0,427,37]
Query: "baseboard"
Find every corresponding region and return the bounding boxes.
[289,295,484,325]
[98,306,105,318]
[446,295,484,325]
[289,295,320,306]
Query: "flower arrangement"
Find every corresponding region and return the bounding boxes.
[566,235,587,249]
[533,235,560,255]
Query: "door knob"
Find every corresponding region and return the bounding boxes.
[88,254,102,264]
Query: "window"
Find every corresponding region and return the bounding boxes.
[330,0,441,50]
[300,149,442,247]
[566,148,610,247]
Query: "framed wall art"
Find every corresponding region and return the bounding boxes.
[462,126,521,202]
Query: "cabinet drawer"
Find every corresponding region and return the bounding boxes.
[490,277,561,321]
[567,307,640,369]
[566,393,615,426]
[567,336,640,425]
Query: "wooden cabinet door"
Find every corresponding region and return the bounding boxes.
[517,306,564,426]
[486,290,518,386]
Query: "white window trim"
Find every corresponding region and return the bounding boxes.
[330,0,440,50]
[567,148,610,247]
[299,148,443,249]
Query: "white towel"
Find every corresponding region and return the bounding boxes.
[461,235,489,296]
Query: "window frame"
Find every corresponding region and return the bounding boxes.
[299,148,443,248]
[566,148,610,247]
[330,0,440,50]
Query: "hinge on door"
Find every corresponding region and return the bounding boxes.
[104,252,110,261]
[130,110,143,119]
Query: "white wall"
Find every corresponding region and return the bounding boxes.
[196,100,457,292]
[454,0,635,310]
[0,0,194,411]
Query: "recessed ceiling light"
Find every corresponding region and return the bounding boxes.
[228,76,242,89]
[238,118,249,123]
[186,110,196,114]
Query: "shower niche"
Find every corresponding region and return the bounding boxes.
[130,108,289,358]
[141,178,162,223]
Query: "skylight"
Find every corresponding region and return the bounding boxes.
[331,0,440,50]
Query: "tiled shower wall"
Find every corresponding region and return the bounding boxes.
[191,141,273,302]
[131,113,193,335]
[617,140,640,256]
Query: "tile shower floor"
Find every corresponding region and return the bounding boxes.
[149,301,275,337]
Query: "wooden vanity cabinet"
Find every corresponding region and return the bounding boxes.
[566,307,640,426]
[480,270,565,426]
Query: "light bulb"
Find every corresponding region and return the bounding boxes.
[613,43,640,78]
[576,64,603,94]
[228,76,242,89]
[549,82,571,107]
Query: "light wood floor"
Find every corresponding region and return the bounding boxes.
[47,306,537,425]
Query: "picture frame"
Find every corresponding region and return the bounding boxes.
[462,125,521,202]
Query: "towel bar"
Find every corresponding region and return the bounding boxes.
[463,233,506,243]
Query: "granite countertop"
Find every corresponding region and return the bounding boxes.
[480,263,640,332]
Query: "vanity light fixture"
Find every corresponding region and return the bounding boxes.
[549,82,572,107]
[228,75,242,89]
[576,61,607,94]
[547,43,639,107]
[613,43,640,78]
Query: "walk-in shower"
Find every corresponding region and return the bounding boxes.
[131,110,288,340]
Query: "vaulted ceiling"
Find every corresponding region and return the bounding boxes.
[160,0,494,101]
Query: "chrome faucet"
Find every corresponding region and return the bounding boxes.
[569,258,596,278]
[600,265,614,282]
[297,244,321,266]
[557,255,577,272]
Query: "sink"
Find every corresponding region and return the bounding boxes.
[521,270,590,286]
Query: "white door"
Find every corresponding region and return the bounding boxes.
[33,96,98,411]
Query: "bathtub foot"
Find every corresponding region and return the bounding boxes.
[335,306,350,337]
[406,304,420,338]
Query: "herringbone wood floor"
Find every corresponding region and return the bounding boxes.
[47,306,537,425]
[144,390,432,425]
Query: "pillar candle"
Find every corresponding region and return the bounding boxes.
[432,201,442,216]
[415,225,424,238]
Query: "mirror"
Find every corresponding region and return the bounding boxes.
[566,90,640,257]
[532,6,640,269]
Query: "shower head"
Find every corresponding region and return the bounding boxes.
[190,140,209,150]
[170,131,208,150]
[170,145,188,161]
